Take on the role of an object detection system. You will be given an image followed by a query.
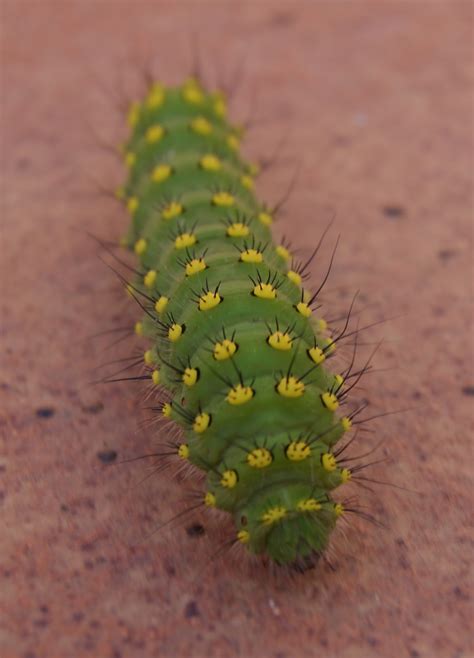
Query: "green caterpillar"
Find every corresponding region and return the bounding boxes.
[117,78,355,569]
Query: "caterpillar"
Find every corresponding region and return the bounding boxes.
[114,76,363,571]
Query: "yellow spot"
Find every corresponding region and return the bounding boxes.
[227,134,239,151]
[322,453,337,472]
[144,270,157,288]
[185,258,206,276]
[308,346,325,365]
[151,164,172,183]
[286,441,311,461]
[247,448,272,468]
[303,289,312,303]
[162,403,172,418]
[127,101,140,127]
[152,370,160,386]
[144,350,153,365]
[248,162,260,176]
[214,98,227,118]
[258,211,272,227]
[341,468,352,483]
[127,197,139,214]
[240,175,254,190]
[277,376,305,398]
[334,374,344,389]
[262,506,287,525]
[253,283,277,300]
[226,384,254,406]
[134,238,147,255]
[227,222,249,237]
[178,444,189,460]
[237,529,250,544]
[146,84,165,109]
[240,248,263,264]
[125,152,136,169]
[183,82,204,105]
[296,301,312,318]
[155,296,168,314]
[204,492,216,507]
[193,412,210,434]
[268,331,292,351]
[213,339,237,361]
[276,245,290,261]
[134,321,143,336]
[182,368,198,387]
[341,416,352,432]
[146,124,164,143]
[200,154,221,171]
[287,270,302,286]
[297,498,321,512]
[175,232,197,249]
[325,339,336,355]
[162,201,183,220]
[321,391,339,411]
[199,291,222,311]
[168,323,183,342]
[190,116,212,135]
[220,470,237,488]
[335,503,344,517]
[317,317,328,332]
[213,191,235,207]
[115,186,125,200]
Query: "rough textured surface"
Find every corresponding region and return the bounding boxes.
[1,2,472,657]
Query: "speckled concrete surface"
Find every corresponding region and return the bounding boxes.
[1,2,472,657]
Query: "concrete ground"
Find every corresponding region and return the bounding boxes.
[1,2,472,657]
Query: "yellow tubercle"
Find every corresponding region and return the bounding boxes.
[226,384,254,406]
[182,368,199,387]
[276,244,290,261]
[268,331,292,351]
[144,270,157,288]
[152,370,160,386]
[214,98,227,118]
[199,291,222,311]
[175,232,197,249]
[134,321,143,336]
[321,391,339,411]
[240,248,263,264]
[296,301,312,318]
[200,154,221,171]
[240,175,254,190]
[335,503,344,517]
[127,197,139,214]
[227,222,249,237]
[146,84,165,109]
[287,270,302,286]
[253,283,277,300]
[162,201,183,221]
[317,317,328,332]
[220,470,237,488]
[183,83,204,105]
[258,211,273,227]
[146,124,164,143]
[127,101,140,127]
[237,529,250,544]
[125,152,136,169]
[341,468,352,483]
[155,296,169,314]
[177,444,189,460]
[322,453,337,472]
[248,162,260,176]
[168,323,183,342]
[193,412,210,434]
[213,191,235,207]
[204,492,216,507]
[213,339,237,361]
[277,376,305,398]
[286,441,311,461]
[134,238,147,255]
[246,448,272,468]
[325,339,336,355]
[227,134,239,151]
[151,164,172,184]
[191,116,212,135]
[185,258,206,276]
[144,350,154,365]
[341,416,352,432]
[334,374,344,389]
[297,498,321,512]
[308,346,325,365]
[262,506,287,525]
[162,402,172,418]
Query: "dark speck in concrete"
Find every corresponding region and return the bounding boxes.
[36,407,55,418]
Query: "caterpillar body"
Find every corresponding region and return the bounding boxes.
[118,78,355,569]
